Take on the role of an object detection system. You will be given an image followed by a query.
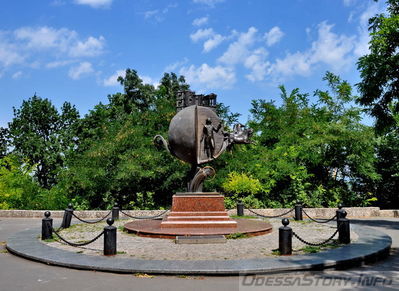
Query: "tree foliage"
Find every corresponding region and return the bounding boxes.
[0,127,8,158]
[8,96,79,189]
[0,68,391,209]
[56,70,190,209]
[206,72,378,208]
[357,0,399,133]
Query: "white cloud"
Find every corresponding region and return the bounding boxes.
[353,2,384,57]
[12,71,22,79]
[74,0,113,8]
[15,26,77,51]
[264,26,284,47]
[143,4,177,22]
[190,28,225,52]
[270,22,355,79]
[68,62,94,80]
[140,75,159,88]
[103,69,125,86]
[179,63,235,89]
[192,17,209,27]
[272,51,312,78]
[218,27,258,65]
[0,36,25,67]
[14,26,105,58]
[343,0,356,7]
[46,60,75,68]
[310,22,355,70]
[190,28,214,42]
[164,58,189,72]
[244,48,270,82]
[144,10,159,19]
[203,34,225,52]
[193,0,224,7]
[69,36,105,57]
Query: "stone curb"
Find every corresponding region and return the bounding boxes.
[1,207,398,218]
[6,224,391,275]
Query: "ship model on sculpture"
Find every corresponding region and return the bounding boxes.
[124,90,271,237]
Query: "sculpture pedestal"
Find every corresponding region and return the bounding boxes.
[124,192,272,239]
[160,192,237,228]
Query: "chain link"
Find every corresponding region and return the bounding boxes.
[246,207,295,218]
[120,209,169,219]
[292,225,340,246]
[52,227,105,247]
[71,211,111,224]
[302,209,337,223]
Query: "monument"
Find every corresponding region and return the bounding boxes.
[124,90,271,238]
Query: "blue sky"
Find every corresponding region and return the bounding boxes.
[0,0,387,127]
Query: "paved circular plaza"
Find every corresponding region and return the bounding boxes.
[6,217,391,275]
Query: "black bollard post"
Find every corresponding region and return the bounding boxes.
[104,218,117,256]
[42,211,53,240]
[237,201,244,217]
[338,210,350,244]
[336,204,345,228]
[61,203,73,228]
[294,201,303,221]
[279,218,292,255]
[112,203,120,221]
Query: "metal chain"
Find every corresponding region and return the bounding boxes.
[292,227,340,246]
[120,209,169,219]
[52,227,105,247]
[53,225,64,232]
[246,207,295,218]
[302,209,337,223]
[71,210,111,224]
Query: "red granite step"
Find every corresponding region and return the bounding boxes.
[165,215,232,221]
[160,220,238,228]
[167,211,229,217]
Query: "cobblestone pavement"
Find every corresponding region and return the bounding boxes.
[47,218,357,260]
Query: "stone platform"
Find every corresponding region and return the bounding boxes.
[6,224,392,275]
[124,218,272,238]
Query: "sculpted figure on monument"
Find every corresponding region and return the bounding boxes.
[201,118,222,159]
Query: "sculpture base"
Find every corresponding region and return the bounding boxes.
[124,219,272,239]
[160,192,237,228]
[124,192,273,238]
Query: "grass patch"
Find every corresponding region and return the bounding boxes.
[300,240,340,254]
[177,275,188,279]
[134,273,154,278]
[117,226,129,233]
[0,249,8,254]
[292,220,312,224]
[62,223,103,233]
[301,246,320,253]
[271,249,281,256]
[117,251,126,254]
[225,232,249,239]
[43,238,58,243]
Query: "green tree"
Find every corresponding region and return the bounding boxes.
[58,70,191,209]
[8,95,79,188]
[207,72,378,208]
[0,127,8,158]
[357,0,399,133]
